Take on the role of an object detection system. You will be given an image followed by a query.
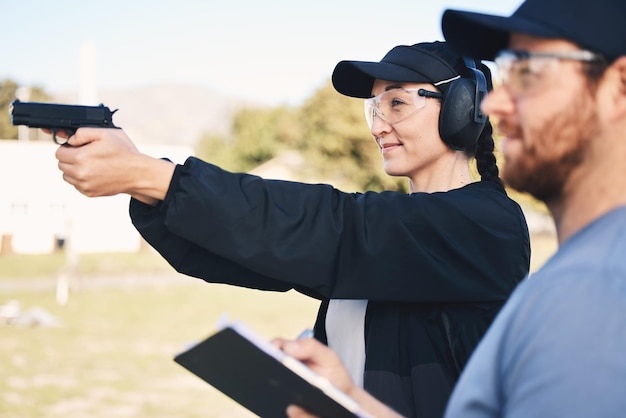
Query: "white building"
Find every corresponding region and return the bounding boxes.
[0,140,191,254]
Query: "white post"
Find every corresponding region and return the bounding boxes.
[79,41,98,105]
[56,214,77,306]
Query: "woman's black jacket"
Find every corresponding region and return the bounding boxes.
[130,157,531,418]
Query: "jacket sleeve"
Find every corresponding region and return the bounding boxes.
[131,157,530,302]
[130,197,324,297]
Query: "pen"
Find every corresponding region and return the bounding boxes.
[296,328,314,340]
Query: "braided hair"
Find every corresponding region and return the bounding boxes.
[467,112,502,185]
[466,62,502,185]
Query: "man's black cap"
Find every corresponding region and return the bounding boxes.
[442,0,626,62]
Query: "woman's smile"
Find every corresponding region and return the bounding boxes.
[377,139,403,154]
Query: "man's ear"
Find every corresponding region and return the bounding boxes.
[608,56,626,118]
[598,56,626,123]
[615,56,626,94]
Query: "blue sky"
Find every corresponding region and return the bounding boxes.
[2,0,523,106]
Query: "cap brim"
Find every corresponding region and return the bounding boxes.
[442,9,566,60]
[332,61,431,98]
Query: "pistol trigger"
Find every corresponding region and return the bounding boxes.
[52,129,69,146]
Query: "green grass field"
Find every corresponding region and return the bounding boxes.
[0,234,557,418]
[0,252,320,418]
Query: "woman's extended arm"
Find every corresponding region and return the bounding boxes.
[55,127,529,301]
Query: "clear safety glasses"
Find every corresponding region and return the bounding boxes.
[364,88,443,129]
[494,49,605,97]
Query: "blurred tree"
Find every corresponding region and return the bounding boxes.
[232,106,301,171]
[0,80,19,139]
[197,106,302,173]
[0,80,51,140]
[195,132,237,169]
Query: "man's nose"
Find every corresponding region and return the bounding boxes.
[481,86,515,118]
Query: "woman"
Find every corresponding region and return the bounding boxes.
[55,41,530,418]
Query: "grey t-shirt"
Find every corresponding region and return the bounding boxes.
[445,206,626,418]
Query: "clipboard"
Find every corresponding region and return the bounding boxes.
[174,319,372,418]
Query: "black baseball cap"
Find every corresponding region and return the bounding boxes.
[332,42,462,99]
[442,0,626,62]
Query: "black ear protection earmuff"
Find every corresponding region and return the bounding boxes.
[438,57,488,150]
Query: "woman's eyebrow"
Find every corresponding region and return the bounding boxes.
[384,84,404,91]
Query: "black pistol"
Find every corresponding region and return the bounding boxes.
[9,100,120,145]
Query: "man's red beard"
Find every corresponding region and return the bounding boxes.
[501,92,599,203]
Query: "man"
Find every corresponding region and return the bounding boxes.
[439,1,626,416]
[283,0,626,416]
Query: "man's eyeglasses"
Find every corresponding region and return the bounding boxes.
[364,88,443,129]
[494,49,605,97]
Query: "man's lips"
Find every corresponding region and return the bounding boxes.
[500,130,523,143]
[500,133,523,157]
[497,122,522,143]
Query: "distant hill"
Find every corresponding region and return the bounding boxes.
[54,83,260,148]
